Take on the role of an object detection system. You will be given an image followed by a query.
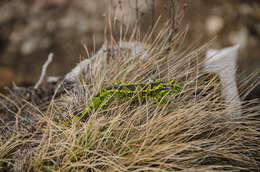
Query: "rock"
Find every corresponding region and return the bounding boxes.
[0,67,16,86]
[228,28,248,48]
[206,15,224,35]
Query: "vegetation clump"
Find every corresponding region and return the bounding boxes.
[0,3,260,171]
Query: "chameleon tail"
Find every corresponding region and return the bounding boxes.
[73,107,92,122]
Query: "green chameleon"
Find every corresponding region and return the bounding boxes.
[74,80,181,121]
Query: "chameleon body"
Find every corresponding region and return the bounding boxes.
[75,80,181,121]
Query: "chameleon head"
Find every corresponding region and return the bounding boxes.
[166,80,182,94]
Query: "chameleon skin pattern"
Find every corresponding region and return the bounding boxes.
[75,80,181,121]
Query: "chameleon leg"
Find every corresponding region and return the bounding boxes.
[97,94,114,111]
[73,94,114,122]
[152,96,171,104]
[73,107,92,122]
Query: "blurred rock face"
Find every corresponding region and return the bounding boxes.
[0,0,259,98]
[0,0,152,88]
[184,0,260,99]
[109,0,151,25]
[0,0,106,86]
[0,67,16,87]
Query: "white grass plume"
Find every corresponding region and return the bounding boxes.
[204,45,241,118]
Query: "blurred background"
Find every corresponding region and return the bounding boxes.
[0,0,259,99]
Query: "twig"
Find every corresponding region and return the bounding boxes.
[169,0,175,29]
[136,0,139,21]
[34,53,54,89]
[151,0,155,26]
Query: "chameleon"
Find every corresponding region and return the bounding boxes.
[74,80,182,121]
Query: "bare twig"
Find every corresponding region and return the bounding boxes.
[151,0,155,25]
[169,0,175,29]
[135,0,139,21]
[34,53,53,89]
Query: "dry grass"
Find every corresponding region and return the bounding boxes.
[1,11,260,172]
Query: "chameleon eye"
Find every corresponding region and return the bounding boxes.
[169,80,174,84]
[113,81,121,86]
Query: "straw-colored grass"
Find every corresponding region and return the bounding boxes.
[1,21,260,172]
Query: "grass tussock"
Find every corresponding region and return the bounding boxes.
[1,20,260,172]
